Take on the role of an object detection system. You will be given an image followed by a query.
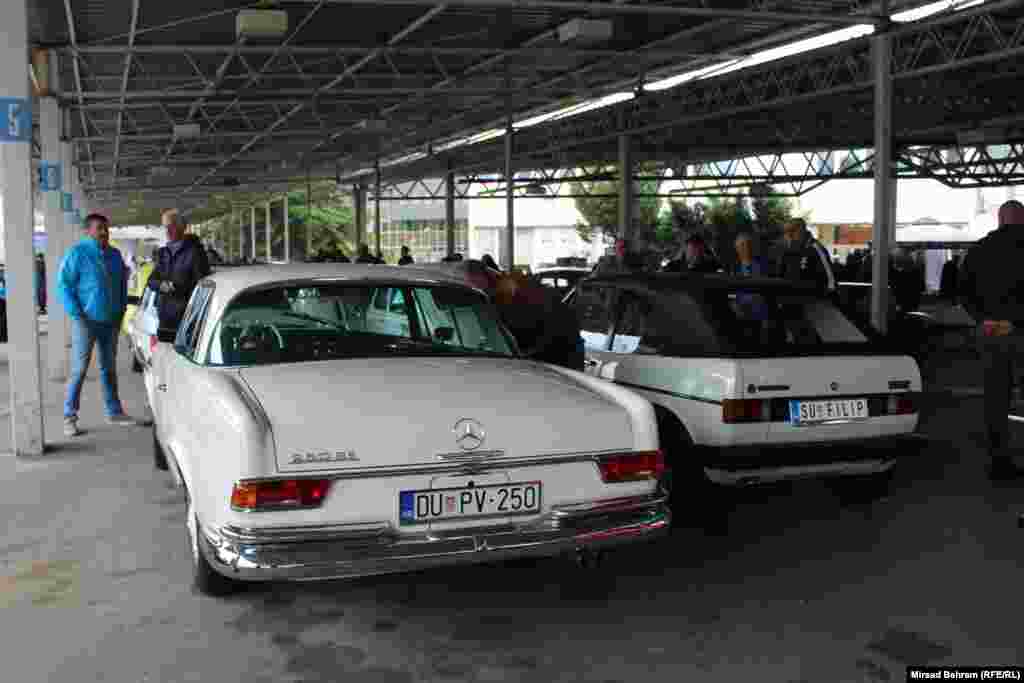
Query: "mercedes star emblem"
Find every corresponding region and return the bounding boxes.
[830,382,839,391]
[453,418,486,452]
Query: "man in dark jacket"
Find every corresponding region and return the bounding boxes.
[495,272,584,371]
[778,218,836,294]
[662,234,720,274]
[398,246,414,265]
[147,209,212,332]
[959,200,1024,480]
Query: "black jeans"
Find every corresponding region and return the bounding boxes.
[980,330,1024,457]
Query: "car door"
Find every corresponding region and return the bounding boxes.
[156,285,215,459]
[568,282,617,379]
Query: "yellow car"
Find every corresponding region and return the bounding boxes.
[122,262,153,335]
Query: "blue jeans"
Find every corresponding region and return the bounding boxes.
[64,318,123,419]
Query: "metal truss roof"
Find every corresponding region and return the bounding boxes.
[27,0,1024,221]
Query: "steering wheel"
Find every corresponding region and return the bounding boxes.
[238,323,285,353]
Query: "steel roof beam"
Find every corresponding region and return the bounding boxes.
[66,44,743,60]
[58,85,596,100]
[180,3,448,197]
[62,0,96,185]
[283,0,882,25]
[111,0,140,182]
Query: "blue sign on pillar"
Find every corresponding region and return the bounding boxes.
[73,209,82,226]
[39,162,62,191]
[61,192,74,212]
[0,98,32,142]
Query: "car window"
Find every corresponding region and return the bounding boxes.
[610,293,667,355]
[174,285,215,360]
[705,290,870,352]
[207,283,516,366]
[574,283,615,352]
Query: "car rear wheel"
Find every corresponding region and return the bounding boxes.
[152,425,169,471]
[827,468,894,504]
[655,407,730,534]
[187,498,240,597]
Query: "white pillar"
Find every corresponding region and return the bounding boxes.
[237,210,244,262]
[619,134,635,251]
[504,119,514,270]
[446,165,456,258]
[41,64,68,383]
[283,193,290,263]
[250,206,256,260]
[265,201,271,262]
[870,5,894,334]
[374,162,382,257]
[60,139,74,374]
[0,0,44,455]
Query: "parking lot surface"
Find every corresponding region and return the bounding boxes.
[1,344,1022,682]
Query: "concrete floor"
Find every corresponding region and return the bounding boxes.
[0,342,1022,683]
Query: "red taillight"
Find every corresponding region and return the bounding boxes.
[231,479,332,511]
[149,335,158,353]
[722,399,769,423]
[887,393,918,415]
[597,450,665,483]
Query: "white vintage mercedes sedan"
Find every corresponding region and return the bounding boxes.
[147,264,669,595]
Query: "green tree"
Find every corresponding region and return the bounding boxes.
[572,164,663,249]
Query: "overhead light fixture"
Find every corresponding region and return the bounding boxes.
[557,18,613,45]
[173,123,201,139]
[236,9,288,41]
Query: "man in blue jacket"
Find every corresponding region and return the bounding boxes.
[57,213,137,436]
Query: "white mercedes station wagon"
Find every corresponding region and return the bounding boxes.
[567,273,923,495]
[147,264,669,595]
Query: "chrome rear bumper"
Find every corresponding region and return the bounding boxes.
[198,494,670,582]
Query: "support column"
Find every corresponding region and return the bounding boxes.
[870,4,894,335]
[374,162,382,257]
[237,210,244,262]
[446,164,456,259]
[504,118,515,271]
[40,54,68,383]
[283,193,290,263]
[353,184,366,252]
[265,201,272,262]
[250,206,256,260]
[619,133,635,254]
[0,0,44,455]
[61,138,74,374]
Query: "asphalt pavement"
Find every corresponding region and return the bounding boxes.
[0,340,1022,683]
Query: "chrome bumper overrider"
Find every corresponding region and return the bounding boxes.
[198,494,671,582]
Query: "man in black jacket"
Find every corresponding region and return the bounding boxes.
[960,200,1024,480]
[147,209,212,332]
[778,218,836,294]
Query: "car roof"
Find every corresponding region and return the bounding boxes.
[203,263,472,302]
[584,271,821,295]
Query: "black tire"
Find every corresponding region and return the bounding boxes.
[153,426,169,471]
[188,510,241,597]
[654,407,729,534]
[827,468,894,505]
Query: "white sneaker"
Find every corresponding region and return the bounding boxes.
[63,417,83,437]
[106,413,138,426]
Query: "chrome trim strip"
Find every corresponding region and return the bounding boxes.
[241,449,635,483]
[789,418,871,427]
[197,494,669,582]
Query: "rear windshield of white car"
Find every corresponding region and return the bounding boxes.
[703,290,873,353]
[206,283,517,366]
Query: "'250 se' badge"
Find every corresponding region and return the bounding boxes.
[290,450,359,465]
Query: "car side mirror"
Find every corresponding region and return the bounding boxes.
[127,295,141,306]
[434,326,454,342]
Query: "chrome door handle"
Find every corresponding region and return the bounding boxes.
[584,358,598,368]
[157,384,167,392]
